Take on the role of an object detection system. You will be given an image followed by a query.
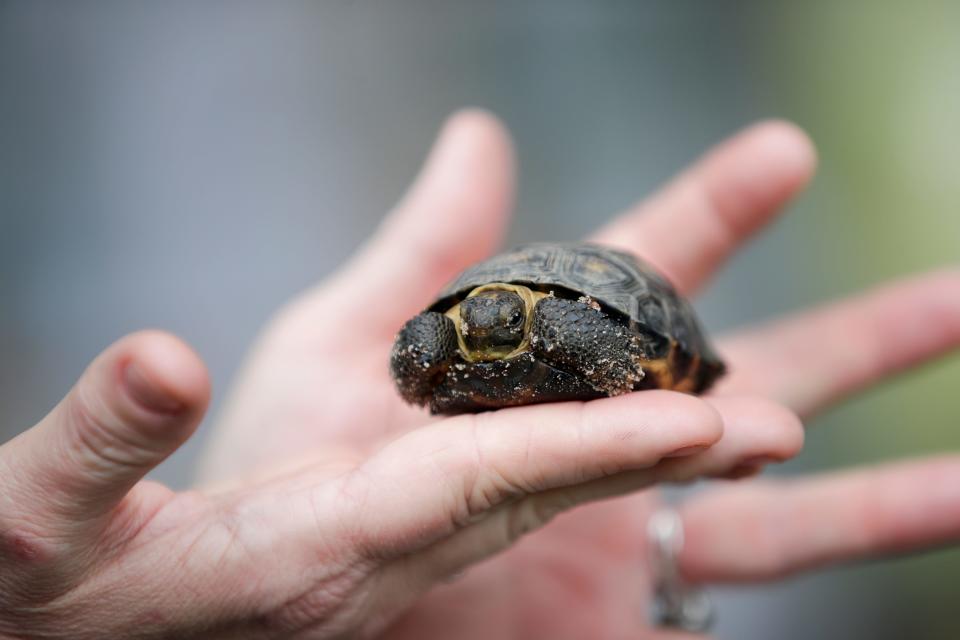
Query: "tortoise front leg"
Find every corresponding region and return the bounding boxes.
[390,311,460,406]
[530,297,646,396]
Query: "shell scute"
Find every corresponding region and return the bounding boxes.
[432,242,720,368]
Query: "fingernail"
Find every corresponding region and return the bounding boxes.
[124,362,184,415]
[665,444,710,458]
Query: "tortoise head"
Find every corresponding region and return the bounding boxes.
[459,289,526,359]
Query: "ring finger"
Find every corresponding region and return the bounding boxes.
[678,455,960,583]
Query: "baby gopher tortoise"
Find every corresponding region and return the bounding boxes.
[390,242,725,414]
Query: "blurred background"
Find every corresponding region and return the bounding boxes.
[1,1,958,637]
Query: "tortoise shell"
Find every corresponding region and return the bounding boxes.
[429,242,725,395]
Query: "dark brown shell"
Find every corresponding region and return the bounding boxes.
[430,242,723,375]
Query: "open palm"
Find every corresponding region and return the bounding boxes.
[198,112,960,639]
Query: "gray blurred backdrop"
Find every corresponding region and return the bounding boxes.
[2,1,959,638]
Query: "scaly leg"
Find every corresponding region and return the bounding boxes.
[390,312,459,406]
[531,296,646,396]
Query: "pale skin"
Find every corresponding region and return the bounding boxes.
[1,112,959,640]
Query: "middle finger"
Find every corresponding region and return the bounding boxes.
[590,120,815,296]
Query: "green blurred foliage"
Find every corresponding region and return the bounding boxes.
[752,1,960,635]
[762,0,960,455]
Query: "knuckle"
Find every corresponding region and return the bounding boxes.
[464,464,517,522]
[458,417,509,520]
[64,387,155,472]
[259,561,374,637]
[328,471,384,561]
[0,523,60,568]
[569,402,606,480]
[0,520,80,606]
[504,494,570,542]
[753,531,792,580]
[741,492,795,578]
[444,415,528,526]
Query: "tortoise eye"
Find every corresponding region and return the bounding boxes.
[509,310,523,326]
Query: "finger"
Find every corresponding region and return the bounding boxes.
[642,396,805,483]
[591,120,816,295]
[376,396,801,589]
[0,331,210,543]
[335,391,723,560]
[679,456,960,583]
[321,109,515,332]
[716,268,960,418]
[522,395,804,509]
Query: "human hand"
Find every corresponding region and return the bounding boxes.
[7,111,948,640]
[0,114,803,640]
[198,112,960,639]
[0,331,790,639]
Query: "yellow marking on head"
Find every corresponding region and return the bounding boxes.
[444,283,549,362]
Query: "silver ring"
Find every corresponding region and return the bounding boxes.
[647,507,715,632]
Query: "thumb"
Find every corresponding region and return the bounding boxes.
[1,330,210,541]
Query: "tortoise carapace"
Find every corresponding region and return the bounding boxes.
[390,242,725,415]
